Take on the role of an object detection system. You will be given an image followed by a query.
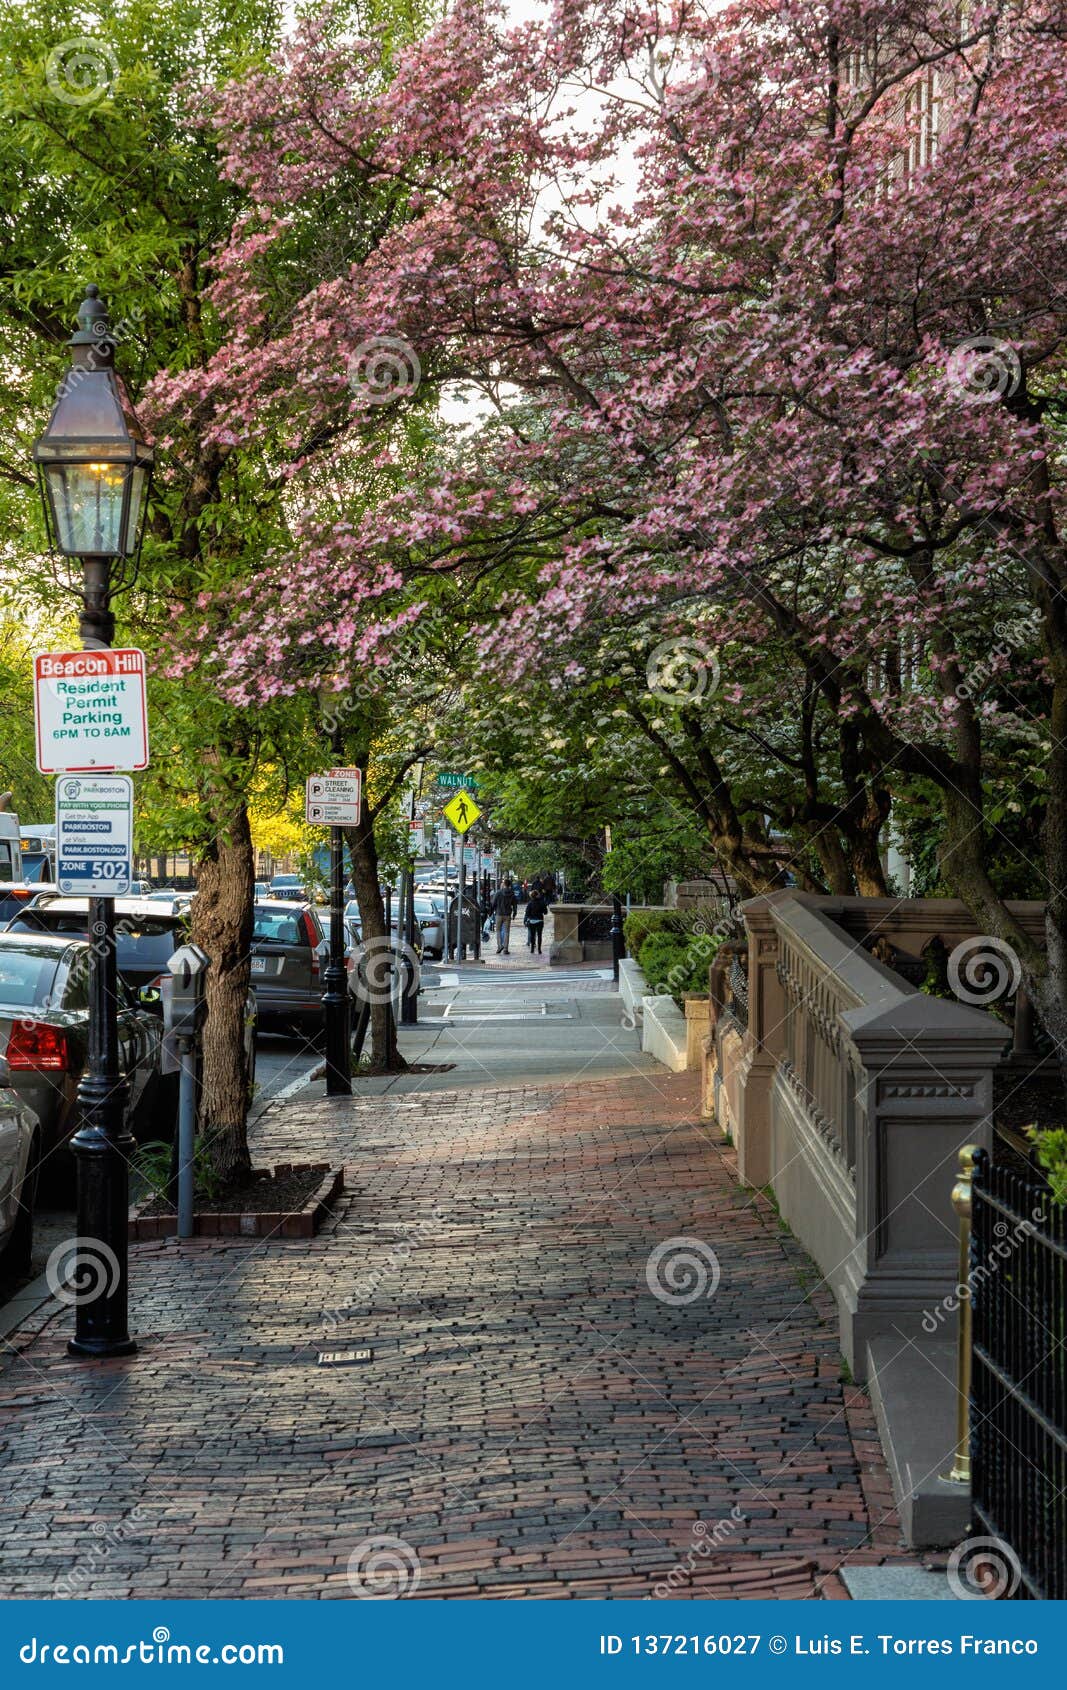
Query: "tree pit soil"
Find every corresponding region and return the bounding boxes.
[130,1163,344,1240]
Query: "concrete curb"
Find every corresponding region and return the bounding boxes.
[641,993,689,1072]
[619,958,648,1023]
[0,1266,68,1344]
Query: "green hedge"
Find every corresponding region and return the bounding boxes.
[624,905,735,961]
[637,928,722,1002]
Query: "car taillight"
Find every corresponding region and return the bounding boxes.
[7,1022,69,1071]
[300,913,321,976]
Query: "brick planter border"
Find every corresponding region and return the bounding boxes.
[128,1163,344,1242]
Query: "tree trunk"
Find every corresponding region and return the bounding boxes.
[192,797,254,1187]
[1037,609,1067,1080]
[344,806,405,1072]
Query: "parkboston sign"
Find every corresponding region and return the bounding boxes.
[34,648,149,774]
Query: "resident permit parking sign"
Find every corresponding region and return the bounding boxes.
[34,649,149,774]
[55,775,134,897]
[305,768,362,827]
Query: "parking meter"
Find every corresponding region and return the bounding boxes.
[164,943,209,1048]
[165,943,209,1242]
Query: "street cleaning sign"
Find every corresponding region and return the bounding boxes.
[34,649,149,774]
[55,775,134,896]
[306,768,362,827]
[442,789,481,834]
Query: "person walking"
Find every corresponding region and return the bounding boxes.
[524,887,548,955]
[492,876,518,954]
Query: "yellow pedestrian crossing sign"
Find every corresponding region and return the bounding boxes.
[442,789,481,834]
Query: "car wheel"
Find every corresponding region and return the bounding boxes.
[1,1139,38,1278]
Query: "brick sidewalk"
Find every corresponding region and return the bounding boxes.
[0,1072,908,1599]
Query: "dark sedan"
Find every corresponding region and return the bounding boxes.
[0,933,164,1192]
[5,897,256,1099]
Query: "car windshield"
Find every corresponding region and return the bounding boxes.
[414,898,441,918]
[0,947,61,1009]
[252,909,305,945]
[7,909,180,974]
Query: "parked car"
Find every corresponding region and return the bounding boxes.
[0,1075,40,1277]
[269,875,307,903]
[3,899,256,1109]
[251,899,354,1039]
[142,890,196,916]
[0,932,165,1194]
[343,899,362,945]
[0,884,61,927]
[412,894,446,959]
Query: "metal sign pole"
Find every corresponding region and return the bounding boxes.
[176,1037,197,1239]
[323,818,352,1096]
[458,839,466,962]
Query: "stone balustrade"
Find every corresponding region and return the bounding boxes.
[707,892,1017,1376]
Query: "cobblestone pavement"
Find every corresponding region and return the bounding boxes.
[0,1070,908,1599]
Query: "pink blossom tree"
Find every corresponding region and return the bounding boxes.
[153,0,1067,1057]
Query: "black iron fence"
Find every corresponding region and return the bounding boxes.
[971,1150,1066,1599]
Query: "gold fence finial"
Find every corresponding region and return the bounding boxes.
[944,1143,980,1485]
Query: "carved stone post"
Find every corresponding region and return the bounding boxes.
[733,896,787,1186]
[841,995,1010,1369]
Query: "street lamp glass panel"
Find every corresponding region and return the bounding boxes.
[42,461,127,557]
[32,310,154,561]
[122,465,148,555]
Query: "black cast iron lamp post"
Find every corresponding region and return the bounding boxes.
[33,285,154,1357]
[318,686,352,1096]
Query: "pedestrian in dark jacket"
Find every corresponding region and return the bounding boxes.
[524,890,548,954]
[492,877,518,954]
